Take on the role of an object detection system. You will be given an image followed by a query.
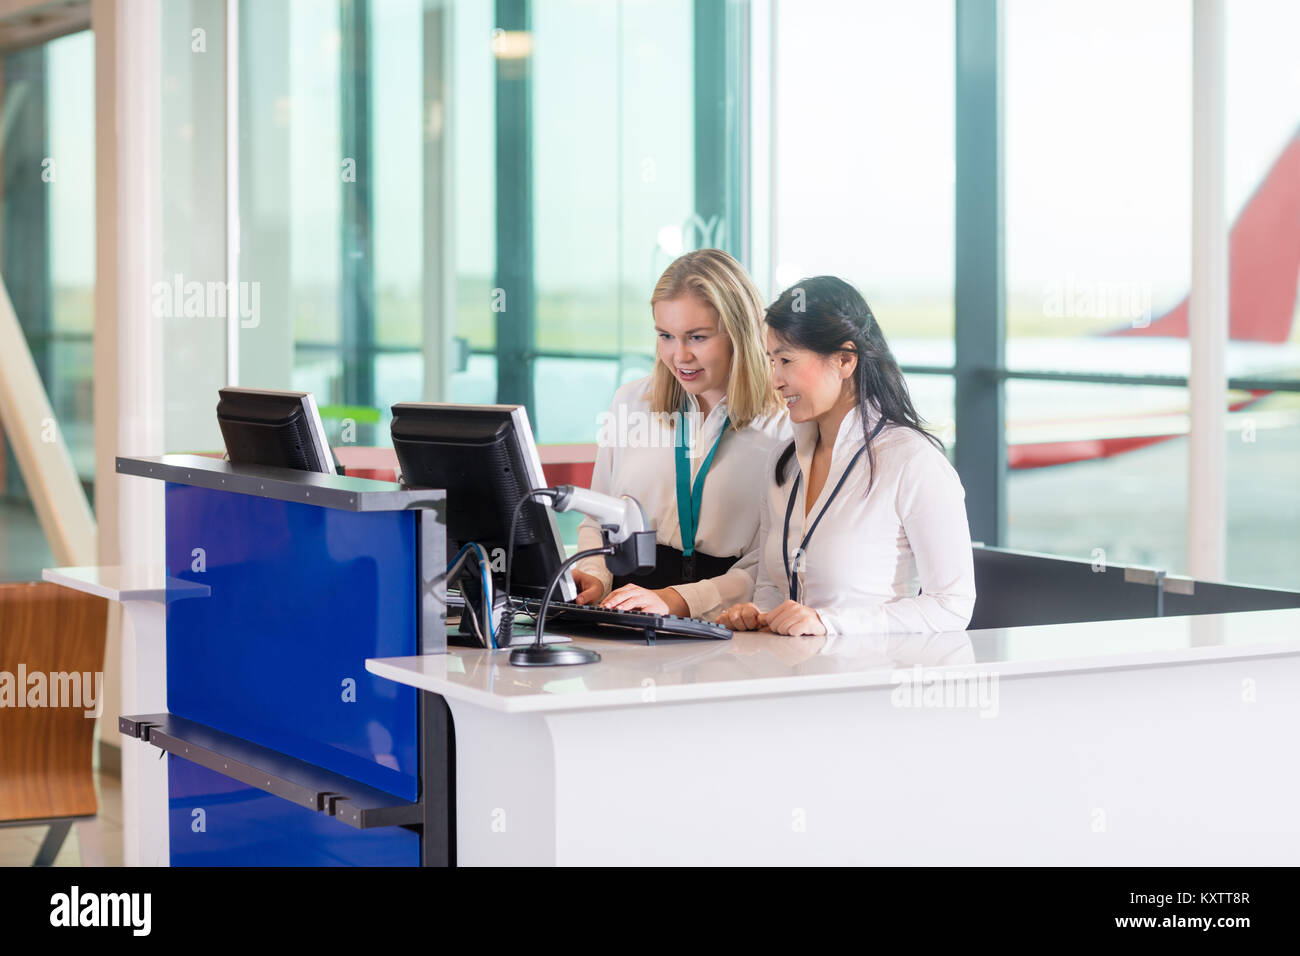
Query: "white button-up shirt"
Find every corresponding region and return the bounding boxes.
[577,375,791,619]
[753,403,976,635]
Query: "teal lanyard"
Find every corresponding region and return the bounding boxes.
[675,406,729,557]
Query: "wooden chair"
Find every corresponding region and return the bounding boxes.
[0,581,108,865]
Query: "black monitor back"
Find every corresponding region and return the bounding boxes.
[390,403,565,598]
[217,388,335,474]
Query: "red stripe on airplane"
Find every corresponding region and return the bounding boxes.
[1109,130,1300,344]
[1009,391,1271,469]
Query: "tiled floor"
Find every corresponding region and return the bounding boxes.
[0,768,124,867]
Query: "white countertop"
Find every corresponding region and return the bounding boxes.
[42,565,211,603]
[366,607,1300,713]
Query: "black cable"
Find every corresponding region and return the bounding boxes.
[461,586,486,646]
[446,586,490,645]
[503,596,541,628]
[445,549,490,647]
[531,546,614,649]
[498,488,559,647]
[405,475,494,645]
[504,487,559,600]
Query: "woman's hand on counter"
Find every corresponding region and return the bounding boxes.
[763,600,828,636]
[718,602,765,631]
[571,569,605,605]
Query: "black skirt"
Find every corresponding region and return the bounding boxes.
[612,544,737,592]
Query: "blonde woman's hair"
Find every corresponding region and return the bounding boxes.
[647,249,781,430]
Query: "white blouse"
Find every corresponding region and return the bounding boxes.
[752,403,976,635]
[576,375,791,619]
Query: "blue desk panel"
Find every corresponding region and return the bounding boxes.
[165,483,420,800]
[168,756,419,866]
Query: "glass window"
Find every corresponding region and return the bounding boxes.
[906,373,956,453]
[372,0,424,354]
[449,0,705,443]
[772,0,954,368]
[1006,380,1189,572]
[1005,0,1191,376]
[0,31,94,581]
[151,0,1293,592]
[1224,0,1300,588]
[1226,391,1300,588]
[451,0,496,371]
[236,0,348,435]
[160,0,228,454]
[47,32,96,480]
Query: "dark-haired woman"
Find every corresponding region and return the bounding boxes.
[717,277,975,637]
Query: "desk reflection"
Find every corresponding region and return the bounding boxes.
[455,628,978,696]
[728,629,976,670]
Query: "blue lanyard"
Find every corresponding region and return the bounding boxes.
[782,418,887,602]
[675,406,729,557]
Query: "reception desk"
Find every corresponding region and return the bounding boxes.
[367,608,1300,866]
[41,453,1300,867]
[49,455,452,866]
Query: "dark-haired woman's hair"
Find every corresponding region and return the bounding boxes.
[767,276,942,488]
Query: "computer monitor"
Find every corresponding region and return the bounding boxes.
[389,402,576,602]
[217,387,340,475]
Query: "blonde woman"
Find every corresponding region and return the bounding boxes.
[572,249,790,620]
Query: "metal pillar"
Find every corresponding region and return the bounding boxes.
[953,0,1006,546]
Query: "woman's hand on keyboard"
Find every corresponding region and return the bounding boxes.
[718,602,765,631]
[571,569,605,606]
[601,584,687,617]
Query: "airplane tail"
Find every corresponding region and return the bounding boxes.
[1110,128,1300,344]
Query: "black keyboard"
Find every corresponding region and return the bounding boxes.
[447,591,730,642]
[524,598,732,642]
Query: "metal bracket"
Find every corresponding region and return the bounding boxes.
[118,715,158,742]
[1123,567,1163,587]
[118,712,421,830]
